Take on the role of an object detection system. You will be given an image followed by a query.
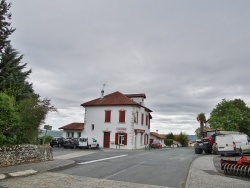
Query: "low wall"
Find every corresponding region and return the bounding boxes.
[0,145,53,167]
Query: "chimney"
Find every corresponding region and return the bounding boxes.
[101,89,104,99]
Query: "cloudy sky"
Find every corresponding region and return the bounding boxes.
[9,0,250,135]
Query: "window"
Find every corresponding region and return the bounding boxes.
[78,132,81,138]
[136,111,138,123]
[144,134,148,144]
[140,134,143,145]
[141,113,144,125]
[92,124,94,130]
[105,110,111,122]
[119,110,126,123]
[146,114,148,125]
[115,133,127,145]
[134,111,138,123]
[67,132,74,138]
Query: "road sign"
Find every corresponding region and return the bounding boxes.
[44,125,52,130]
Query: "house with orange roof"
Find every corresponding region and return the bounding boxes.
[79,90,153,149]
[150,132,166,147]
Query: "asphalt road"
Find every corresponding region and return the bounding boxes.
[52,147,198,188]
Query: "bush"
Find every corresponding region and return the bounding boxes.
[40,135,53,145]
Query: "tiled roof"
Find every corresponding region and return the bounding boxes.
[150,132,166,139]
[59,122,84,130]
[125,93,146,99]
[81,91,152,112]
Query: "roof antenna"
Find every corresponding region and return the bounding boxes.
[101,83,107,98]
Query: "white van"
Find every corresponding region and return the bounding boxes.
[78,137,99,149]
[216,134,250,156]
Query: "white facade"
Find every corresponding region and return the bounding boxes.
[83,105,151,150]
[61,130,82,139]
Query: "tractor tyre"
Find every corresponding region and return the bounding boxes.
[212,143,218,155]
[194,143,203,154]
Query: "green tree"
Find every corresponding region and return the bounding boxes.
[0,1,57,145]
[209,99,250,135]
[0,92,19,145]
[174,132,189,147]
[196,113,207,137]
[0,46,35,101]
[166,132,174,139]
[0,0,15,53]
[164,139,173,147]
[16,97,57,144]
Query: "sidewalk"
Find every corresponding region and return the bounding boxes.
[0,159,75,180]
[185,155,249,188]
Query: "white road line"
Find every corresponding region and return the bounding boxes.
[105,160,146,179]
[77,154,127,165]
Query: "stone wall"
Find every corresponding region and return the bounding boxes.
[0,145,53,167]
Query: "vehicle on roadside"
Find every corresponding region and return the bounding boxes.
[50,137,65,147]
[216,133,250,156]
[194,128,240,155]
[63,138,79,149]
[150,141,162,149]
[78,137,99,149]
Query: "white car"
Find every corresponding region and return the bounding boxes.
[78,137,99,149]
[216,133,250,156]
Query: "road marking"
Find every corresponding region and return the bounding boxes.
[105,160,146,179]
[77,154,127,165]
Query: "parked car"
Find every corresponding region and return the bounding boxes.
[63,138,79,149]
[150,141,162,149]
[50,137,65,147]
[216,133,250,156]
[78,137,99,149]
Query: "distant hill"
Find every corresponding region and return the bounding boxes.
[188,135,197,141]
[40,130,63,137]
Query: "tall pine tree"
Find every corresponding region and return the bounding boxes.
[0,0,15,53]
[0,46,36,101]
[0,1,57,145]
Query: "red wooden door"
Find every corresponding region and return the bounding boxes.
[103,132,110,148]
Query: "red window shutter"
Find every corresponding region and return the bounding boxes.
[115,133,118,145]
[119,110,125,122]
[105,110,111,122]
[124,133,127,145]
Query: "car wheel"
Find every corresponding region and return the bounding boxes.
[96,144,99,149]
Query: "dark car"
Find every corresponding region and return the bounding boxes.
[50,137,65,147]
[63,138,79,149]
[150,141,162,149]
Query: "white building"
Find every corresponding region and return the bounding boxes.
[77,91,153,149]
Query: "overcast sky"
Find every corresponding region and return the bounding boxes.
[9,0,250,135]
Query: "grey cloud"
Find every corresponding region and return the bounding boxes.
[9,0,250,134]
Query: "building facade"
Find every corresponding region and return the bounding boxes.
[80,91,152,149]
